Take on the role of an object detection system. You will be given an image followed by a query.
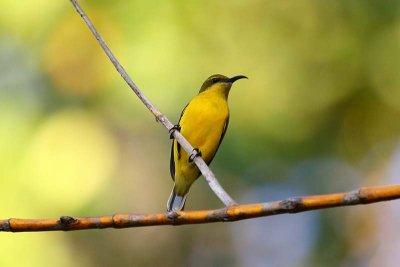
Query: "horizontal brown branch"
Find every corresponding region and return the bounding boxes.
[1,184,399,232]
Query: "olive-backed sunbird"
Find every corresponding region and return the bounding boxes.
[167,74,247,211]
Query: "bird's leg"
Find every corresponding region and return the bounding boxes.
[188,148,202,163]
[169,124,181,139]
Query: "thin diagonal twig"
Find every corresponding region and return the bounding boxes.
[1,185,399,232]
[69,0,236,206]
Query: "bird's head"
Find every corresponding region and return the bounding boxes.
[198,74,247,96]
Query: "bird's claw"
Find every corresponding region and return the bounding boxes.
[169,124,181,139]
[188,148,202,163]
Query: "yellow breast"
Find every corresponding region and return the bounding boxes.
[173,89,229,193]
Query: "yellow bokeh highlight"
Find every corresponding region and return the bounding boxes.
[0,0,65,40]
[18,109,118,215]
[369,25,400,110]
[44,10,120,96]
[0,234,79,267]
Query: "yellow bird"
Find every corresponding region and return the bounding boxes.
[167,74,247,211]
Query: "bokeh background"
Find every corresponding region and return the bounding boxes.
[1,0,400,266]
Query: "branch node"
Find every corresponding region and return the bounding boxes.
[59,216,78,226]
[221,212,230,222]
[280,197,303,212]
[0,219,11,232]
[155,113,165,123]
[343,189,362,205]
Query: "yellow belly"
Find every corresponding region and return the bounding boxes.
[173,92,229,195]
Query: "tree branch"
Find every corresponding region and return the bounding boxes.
[1,185,399,232]
[69,0,236,206]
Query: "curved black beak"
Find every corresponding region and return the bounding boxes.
[228,75,248,83]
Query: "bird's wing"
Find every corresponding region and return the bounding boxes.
[219,116,230,148]
[205,116,230,165]
[169,140,176,180]
[170,104,188,180]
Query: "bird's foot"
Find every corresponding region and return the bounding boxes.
[169,124,181,139]
[188,148,202,163]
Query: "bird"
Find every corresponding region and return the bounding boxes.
[167,74,247,211]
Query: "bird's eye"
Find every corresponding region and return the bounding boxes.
[211,78,218,84]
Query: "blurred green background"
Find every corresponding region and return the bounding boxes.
[1,0,400,266]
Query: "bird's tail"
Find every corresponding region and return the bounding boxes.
[167,186,187,212]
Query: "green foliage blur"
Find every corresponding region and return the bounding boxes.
[1,1,400,266]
